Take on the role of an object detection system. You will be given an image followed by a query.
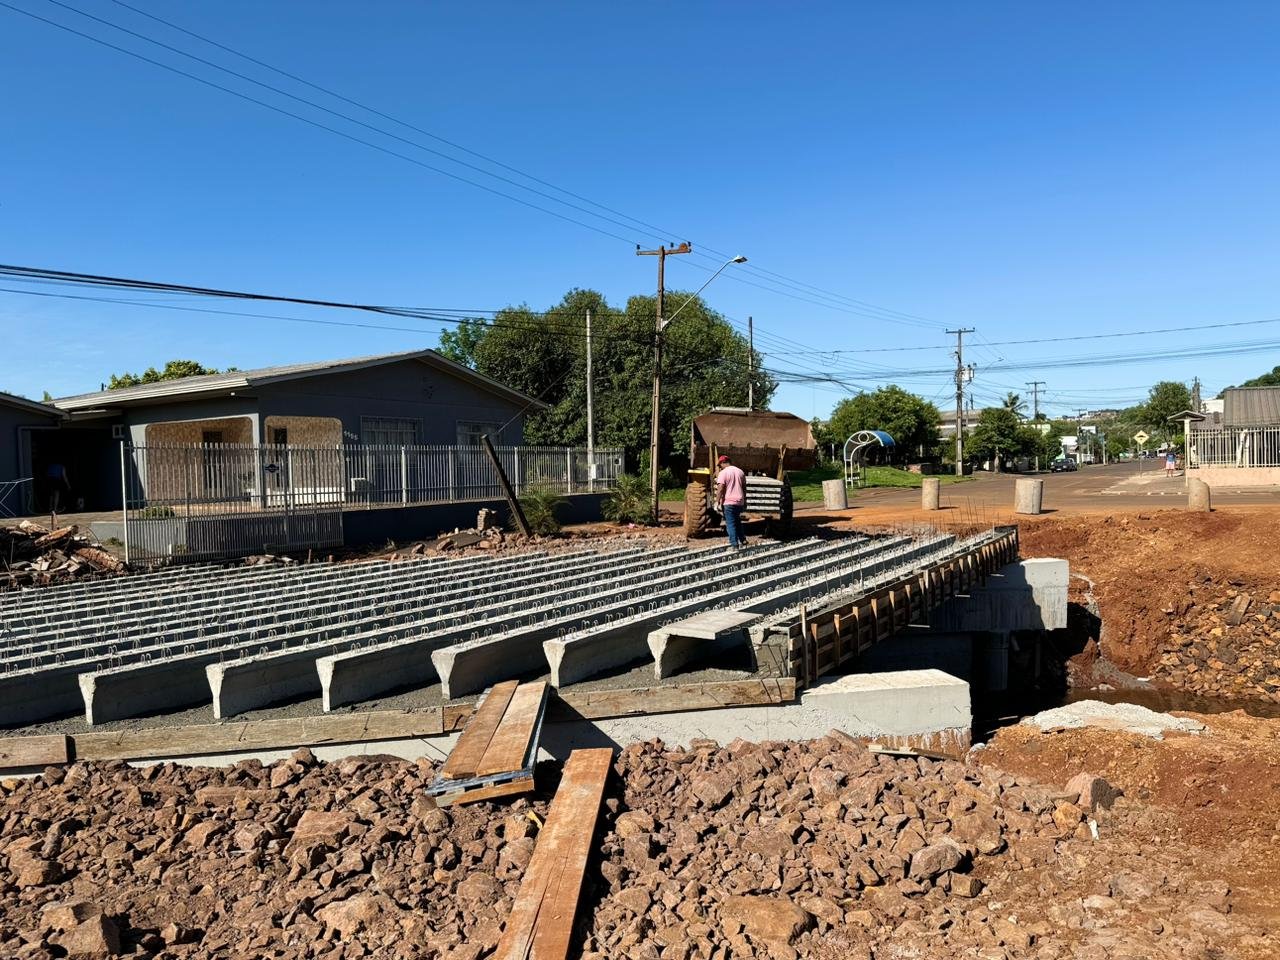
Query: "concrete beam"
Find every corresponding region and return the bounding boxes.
[647,610,761,679]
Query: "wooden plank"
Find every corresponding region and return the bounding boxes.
[439,680,519,780]
[443,702,474,732]
[434,774,535,808]
[553,677,796,721]
[72,708,445,762]
[477,681,547,776]
[494,748,613,960]
[0,733,70,769]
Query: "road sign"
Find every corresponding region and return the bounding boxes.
[1133,431,1149,445]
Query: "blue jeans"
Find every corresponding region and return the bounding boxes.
[723,503,743,548]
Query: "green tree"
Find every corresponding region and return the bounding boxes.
[968,407,1034,470]
[1140,380,1193,430]
[826,386,941,460]
[439,287,773,466]
[1225,365,1280,390]
[1002,392,1027,417]
[109,359,223,390]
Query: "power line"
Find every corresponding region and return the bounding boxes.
[5,0,938,333]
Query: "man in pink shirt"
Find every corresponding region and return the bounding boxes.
[714,454,747,549]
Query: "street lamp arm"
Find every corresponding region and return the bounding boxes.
[658,255,747,331]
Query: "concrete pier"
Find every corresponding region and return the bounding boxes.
[647,610,760,679]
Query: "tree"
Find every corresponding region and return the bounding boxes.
[968,407,1033,470]
[1224,365,1280,391]
[826,386,941,460]
[109,359,224,390]
[437,287,774,467]
[1140,380,1193,432]
[1002,392,1026,417]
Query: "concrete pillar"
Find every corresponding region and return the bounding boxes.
[1188,477,1211,512]
[922,477,941,511]
[1014,478,1044,515]
[822,478,848,510]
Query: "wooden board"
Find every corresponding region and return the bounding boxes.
[439,680,519,780]
[476,682,547,776]
[0,733,70,769]
[493,748,613,960]
[72,708,446,762]
[554,677,796,721]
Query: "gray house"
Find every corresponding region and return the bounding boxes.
[36,348,544,512]
[0,391,65,514]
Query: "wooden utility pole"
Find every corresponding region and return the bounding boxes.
[1026,380,1045,420]
[947,328,975,477]
[481,435,531,537]
[585,309,594,493]
[747,315,755,411]
[637,242,692,521]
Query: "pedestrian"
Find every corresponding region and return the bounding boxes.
[46,461,71,516]
[714,454,747,550]
[1164,449,1177,477]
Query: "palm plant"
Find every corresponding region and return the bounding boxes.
[602,473,654,525]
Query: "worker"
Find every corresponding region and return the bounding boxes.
[714,454,747,549]
[46,461,71,516]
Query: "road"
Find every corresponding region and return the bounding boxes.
[793,461,1280,525]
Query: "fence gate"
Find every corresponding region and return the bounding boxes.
[121,443,344,564]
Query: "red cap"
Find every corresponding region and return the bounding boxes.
[717,455,730,463]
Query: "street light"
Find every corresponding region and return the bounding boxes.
[637,248,748,523]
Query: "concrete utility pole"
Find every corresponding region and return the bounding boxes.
[747,315,755,411]
[1191,376,1202,413]
[1026,380,1045,419]
[585,309,594,493]
[947,328,975,476]
[636,243,693,520]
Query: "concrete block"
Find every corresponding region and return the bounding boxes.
[648,610,760,679]
[801,668,971,752]
[929,558,1068,632]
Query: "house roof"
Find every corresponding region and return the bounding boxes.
[1223,386,1280,427]
[0,390,64,419]
[51,348,548,412]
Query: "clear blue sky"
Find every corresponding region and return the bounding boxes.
[3,0,1279,420]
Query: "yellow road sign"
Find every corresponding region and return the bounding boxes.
[1133,430,1149,445]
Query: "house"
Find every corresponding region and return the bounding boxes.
[1182,386,1280,485]
[32,348,545,512]
[0,391,65,514]
[937,408,993,440]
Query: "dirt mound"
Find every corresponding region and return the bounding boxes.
[1018,510,1280,683]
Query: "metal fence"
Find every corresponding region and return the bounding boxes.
[121,442,623,563]
[1187,426,1280,468]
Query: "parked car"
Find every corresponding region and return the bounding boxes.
[1079,453,1096,465]
[1050,457,1078,472]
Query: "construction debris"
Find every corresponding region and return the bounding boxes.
[1,522,124,590]
[1153,583,1280,702]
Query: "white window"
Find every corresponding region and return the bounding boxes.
[456,421,502,445]
[360,417,421,446]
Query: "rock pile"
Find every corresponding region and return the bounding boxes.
[0,752,548,959]
[582,735,1100,959]
[1,521,124,590]
[1153,581,1280,702]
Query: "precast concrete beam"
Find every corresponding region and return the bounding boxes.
[79,653,226,725]
[544,535,954,689]
[0,669,85,727]
[647,610,761,679]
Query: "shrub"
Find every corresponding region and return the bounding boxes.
[603,473,655,525]
[138,505,176,519]
[516,485,567,536]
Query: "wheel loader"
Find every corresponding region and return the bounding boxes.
[682,408,818,538]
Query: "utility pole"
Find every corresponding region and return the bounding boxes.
[1191,376,1202,413]
[637,242,692,521]
[947,328,975,476]
[1026,381,1045,420]
[585,309,594,493]
[747,315,755,411]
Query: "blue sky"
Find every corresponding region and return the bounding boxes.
[3,0,1279,419]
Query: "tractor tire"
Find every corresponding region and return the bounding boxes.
[768,480,795,536]
[684,482,711,538]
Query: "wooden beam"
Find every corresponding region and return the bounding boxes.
[0,733,70,769]
[72,708,446,763]
[493,748,613,960]
[554,677,796,721]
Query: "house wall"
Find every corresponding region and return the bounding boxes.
[262,415,342,447]
[1195,466,1280,488]
[254,359,527,445]
[1,405,59,482]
